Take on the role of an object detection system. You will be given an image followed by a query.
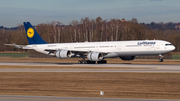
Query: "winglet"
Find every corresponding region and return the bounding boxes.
[23,22,48,45]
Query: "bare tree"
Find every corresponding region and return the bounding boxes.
[70,20,79,42]
[95,17,103,41]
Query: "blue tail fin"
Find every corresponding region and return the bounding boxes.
[23,22,48,45]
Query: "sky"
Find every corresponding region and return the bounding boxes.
[0,0,180,27]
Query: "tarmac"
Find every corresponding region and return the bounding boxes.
[0,62,180,73]
[0,95,179,101]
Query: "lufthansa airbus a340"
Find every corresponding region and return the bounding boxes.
[5,22,175,64]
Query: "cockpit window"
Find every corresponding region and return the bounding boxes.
[165,44,172,46]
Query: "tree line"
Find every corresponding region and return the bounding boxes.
[141,22,178,30]
[0,17,180,52]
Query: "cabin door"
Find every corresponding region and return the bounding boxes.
[156,42,160,49]
[117,44,121,50]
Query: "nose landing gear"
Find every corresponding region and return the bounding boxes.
[159,54,164,62]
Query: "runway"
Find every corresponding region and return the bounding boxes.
[0,95,178,101]
[0,62,180,73]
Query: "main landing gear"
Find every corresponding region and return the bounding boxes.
[159,54,164,62]
[78,60,107,64]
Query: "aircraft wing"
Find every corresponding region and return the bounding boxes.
[44,48,108,55]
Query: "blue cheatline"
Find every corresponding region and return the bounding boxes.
[23,22,48,45]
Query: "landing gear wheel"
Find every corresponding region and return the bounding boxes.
[92,61,96,64]
[82,61,86,64]
[159,59,163,62]
[87,60,96,64]
[103,60,107,64]
[97,60,107,64]
[78,60,107,64]
[158,54,164,62]
[78,60,82,64]
[78,56,86,64]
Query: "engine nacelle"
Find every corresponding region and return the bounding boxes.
[55,50,71,58]
[87,52,103,61]
[119,56,135,60]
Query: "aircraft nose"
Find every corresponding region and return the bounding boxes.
[172,45,175,50]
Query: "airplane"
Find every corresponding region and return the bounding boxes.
[5,22,175,64]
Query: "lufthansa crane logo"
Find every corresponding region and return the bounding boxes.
[27,28,34,38]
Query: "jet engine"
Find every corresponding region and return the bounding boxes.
[87,52,103,61]
[55,50,72,58]
[119,56,135,60]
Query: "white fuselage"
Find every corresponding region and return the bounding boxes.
[24,40,175,58]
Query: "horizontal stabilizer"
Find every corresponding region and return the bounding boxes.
[4,44,25,48]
